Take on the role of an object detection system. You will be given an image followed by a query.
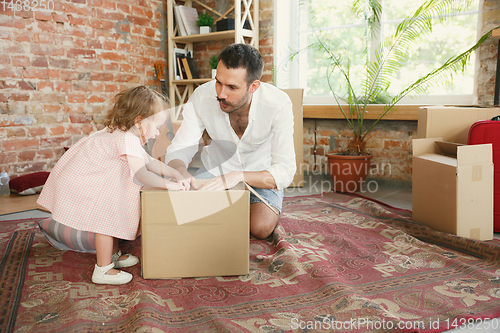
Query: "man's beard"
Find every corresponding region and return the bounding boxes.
[216,93,250,114]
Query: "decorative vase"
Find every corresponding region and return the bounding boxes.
[200,26,210,34]
[325,153,373,193]
[211,69,216,78]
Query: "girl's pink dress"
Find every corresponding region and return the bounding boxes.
[37,128,146,240]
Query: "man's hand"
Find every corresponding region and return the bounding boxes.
[172,169,196,190]
[180,173,198,190]
[200,171,244,191]
[167,159,198,190]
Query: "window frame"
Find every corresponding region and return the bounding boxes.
[274,0,481,106]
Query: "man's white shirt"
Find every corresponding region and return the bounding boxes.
[165,80,296,191]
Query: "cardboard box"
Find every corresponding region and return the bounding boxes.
[412,138,493,240]
[283,89,304,187]
[140,181,250,279]
[418,106,499,144]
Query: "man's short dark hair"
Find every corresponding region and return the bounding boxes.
[218,43,263,86]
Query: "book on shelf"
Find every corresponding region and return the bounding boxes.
[174,5,187,36]
[182,57,193,80]
[177,5,200,35]
[154,63,167,95]
[186,52,199,79]
[173,48,187,80]
[177,56,188,80]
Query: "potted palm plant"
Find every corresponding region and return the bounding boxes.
[305,0,497,192]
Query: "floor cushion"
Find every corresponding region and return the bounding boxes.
[10,171,50,195]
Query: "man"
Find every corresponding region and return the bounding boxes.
[165,43,296,240]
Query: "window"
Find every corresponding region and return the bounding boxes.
[275,0,480,105]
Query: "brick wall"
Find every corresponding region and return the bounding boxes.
[303,119,416,182]
[0,0,166,178]
[0,0,273,178]
[257,0,273,83]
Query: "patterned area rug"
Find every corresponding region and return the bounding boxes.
[2,192,500,332]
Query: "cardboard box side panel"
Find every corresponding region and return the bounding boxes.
[416,108,428,140]
[140,193,147,278]
[412,158,458,234]
[142,191,249,279]
[140,192,169,277]
[283,89,304,188]
[456,164,494,240]
[141,191,176,278]
[456,144,493,166]
[418,107,499,144]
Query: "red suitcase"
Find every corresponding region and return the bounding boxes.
[467,116,500,232]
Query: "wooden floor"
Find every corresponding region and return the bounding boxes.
[0,194,49,215]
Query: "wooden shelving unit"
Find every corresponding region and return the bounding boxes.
[167,0,259,120]
[172,78,212,85]
[171,29,256,43]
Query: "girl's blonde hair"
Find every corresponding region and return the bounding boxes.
[104,86,169,132]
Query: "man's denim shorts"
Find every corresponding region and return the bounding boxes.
[194,166,284,213]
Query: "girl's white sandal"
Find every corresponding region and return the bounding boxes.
[112,250,140,268]
[91,262,132,285]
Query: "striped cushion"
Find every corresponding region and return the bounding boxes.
[38,217,96,253]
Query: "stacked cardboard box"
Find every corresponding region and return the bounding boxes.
[417,106,499,144]
[413,106,496,240]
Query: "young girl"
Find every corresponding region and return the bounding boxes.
[37,86,189,285]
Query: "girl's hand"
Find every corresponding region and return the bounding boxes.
[180,177,194,190]
[165,181,188,191]
[172,169,197,190]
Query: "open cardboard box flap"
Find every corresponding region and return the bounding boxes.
[143,178,243,191]
[413,137,492,166]
[143,179,279,215]
[434,141,462,157]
